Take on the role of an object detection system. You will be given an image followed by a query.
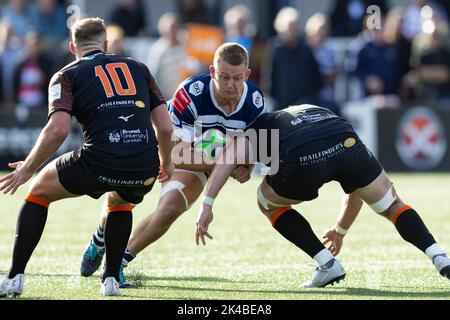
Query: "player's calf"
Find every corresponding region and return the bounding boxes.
[369,188,450,280]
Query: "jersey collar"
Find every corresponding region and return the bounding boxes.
[81,50,104,60]
[209,79,248,117]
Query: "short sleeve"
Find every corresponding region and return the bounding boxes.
[48,72,74,119]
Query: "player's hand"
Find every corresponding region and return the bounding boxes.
[322,228,344,256]
[158,161,174,183]
[196,205,214,246]
[231,165,251,184]
[0,161,34,195]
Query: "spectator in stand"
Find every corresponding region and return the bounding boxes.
[147,12,186,100]
[106,25,127,55]
[0,21,26,107]
[382,7,415,100]
[329,0,389,37]
[355,18,403,99]
[224,5,256,54]
[409,19,450,101]
[110,0,148,37]
[262,7,322,111]
[1,0,33,39]
[13,31,53,109]
[402,0,448,41]
[30,0,68,42]
[305,13,340,115]
[177,0,215,26]
[223,4,264,84]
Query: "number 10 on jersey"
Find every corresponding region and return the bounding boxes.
[95,62,137,98]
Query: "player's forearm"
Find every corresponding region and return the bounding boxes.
[157,131,174,165]
[336,193,364,231]
[23,124,68,172]
[205,163,239,199]
[175,163,215,172]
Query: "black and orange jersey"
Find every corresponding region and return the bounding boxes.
[48,50,165,173]
[249,104,356,156]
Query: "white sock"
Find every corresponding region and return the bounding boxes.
[314,249,335,267]
[425,244,446,261]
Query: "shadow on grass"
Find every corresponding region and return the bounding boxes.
[134,283,450,299]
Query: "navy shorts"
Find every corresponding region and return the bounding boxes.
[266,133,383,201]
[56,149,159,204]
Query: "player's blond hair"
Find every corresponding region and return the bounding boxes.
[213,42,249,68]
[71,17,107,51]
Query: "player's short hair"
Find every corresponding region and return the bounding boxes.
[71,17,107,50]
[214,42,249,68]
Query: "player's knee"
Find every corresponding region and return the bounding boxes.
[369,185,398,218]
[160,180,191,211]
[155,201,185,225]
[379,198,407,220]
[28,180,52,203]
[105,192,129,207]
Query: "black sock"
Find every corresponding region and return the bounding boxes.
[395,208,436,253]
[103,211,132,282]
[9,201,48,278]
[273,209,325,259]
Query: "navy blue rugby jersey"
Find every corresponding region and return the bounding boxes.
[168,73,266,142]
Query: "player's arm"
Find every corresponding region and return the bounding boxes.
[322,193,364,256]
[196,136,252,245]
[147,71,175,181]
[151,104,175,182]
[0,73,72,195]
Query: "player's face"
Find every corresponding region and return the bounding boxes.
[211,60,251,100]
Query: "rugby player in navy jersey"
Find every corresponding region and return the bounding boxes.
[0,18,174,297]
[196,104,450,288]
[80,43,266,286]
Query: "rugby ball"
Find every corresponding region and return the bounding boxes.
[193,129,227,160]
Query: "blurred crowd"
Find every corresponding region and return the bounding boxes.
[0,0,450,113]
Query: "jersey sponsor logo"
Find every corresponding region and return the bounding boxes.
[109,131,121,143]
[291,118,303,126]
[298,142,345,166]
[252,91,263,109]
[49,83,61,103]
[144,177,156,186]
[344,138,357,148]
[173,88,192,115]
[118,114,135,122]
[107,129,149,144]
[189,81,204,96]
[396,107,447,170]
[135,101,146,108]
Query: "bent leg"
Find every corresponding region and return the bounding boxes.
[9,160,77,278]
[127,171,205,256]
[354,170,449,276]
[258,179,345,287]
[258,180,335,265]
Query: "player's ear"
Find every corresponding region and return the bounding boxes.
[245,68,252,80]
[69,41,76,56]
[209,65,215,78]
[103,40,108,53]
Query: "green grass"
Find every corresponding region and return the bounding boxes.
[0,173,450,300]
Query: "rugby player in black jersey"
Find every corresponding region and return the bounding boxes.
[196,104,450,288]
[0,18,174,297]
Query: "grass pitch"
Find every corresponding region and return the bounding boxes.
[0,173,449,300]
